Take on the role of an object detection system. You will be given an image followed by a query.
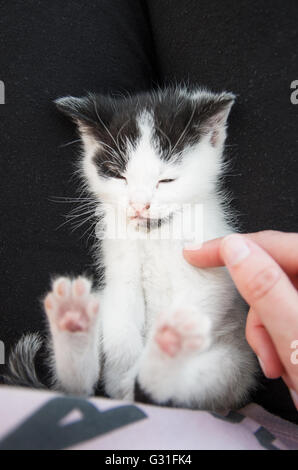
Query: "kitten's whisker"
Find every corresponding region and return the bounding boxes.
[116,119,130,147]
[80,219,98,243]
[66,209,96,221]
[50,196,94,202]
[59,139,81,148]
[97,140,118,156]
[67,205,96,215]
[70,213,97,232]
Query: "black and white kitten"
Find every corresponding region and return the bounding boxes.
[6,87,258,410]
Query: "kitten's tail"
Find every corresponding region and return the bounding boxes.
[2,333,46,389]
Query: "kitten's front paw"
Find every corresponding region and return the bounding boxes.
[44,277,99,333]
[154,309,211,357]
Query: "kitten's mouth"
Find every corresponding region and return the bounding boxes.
[129,214,160,222]
[129,214,172,231]
[129,215,151,221]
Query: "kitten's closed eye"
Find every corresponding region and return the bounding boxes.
[159,179,176,184]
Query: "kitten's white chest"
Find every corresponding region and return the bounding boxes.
[139,238,182,329]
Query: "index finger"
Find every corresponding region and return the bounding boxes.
[184,230,298,277]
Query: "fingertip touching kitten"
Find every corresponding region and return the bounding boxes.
[4,87,258,411]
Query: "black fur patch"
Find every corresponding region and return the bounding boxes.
[152,89,234,158]
[55,88,234,177]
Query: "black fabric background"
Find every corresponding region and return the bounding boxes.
[0,0,297,423]
[147,0,298,234]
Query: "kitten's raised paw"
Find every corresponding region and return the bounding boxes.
[154,310,211,357]
[44,277,99,333]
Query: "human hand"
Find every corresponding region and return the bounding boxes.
[183,230,298,410]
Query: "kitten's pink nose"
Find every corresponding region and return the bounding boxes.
[130,202,150,216]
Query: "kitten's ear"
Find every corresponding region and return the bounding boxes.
[55,94,113,150]
[195,92,235,148]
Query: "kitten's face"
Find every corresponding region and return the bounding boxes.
[56,88,234,227]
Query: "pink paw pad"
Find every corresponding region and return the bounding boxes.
[59,311,88,332]
[55,279,70,297]
[73,279,88,297]
[154,310,210,357]
[155,326,181,357]
[44,277,99,333]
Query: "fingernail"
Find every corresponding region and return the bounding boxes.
[257,356,268,378]
[222,234,250,267]
[183,241,203,251]
[289,389,298,410]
